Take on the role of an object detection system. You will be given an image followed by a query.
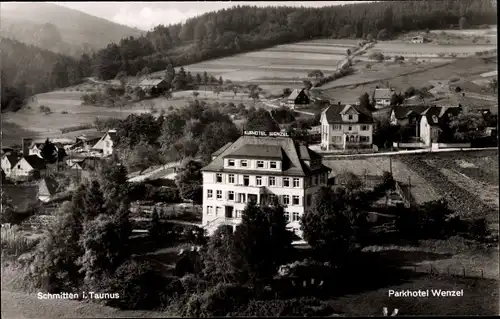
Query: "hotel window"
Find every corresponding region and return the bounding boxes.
[348,125,353,131]
[228,174,235,183]
[314,175,318,185]
[235,210,242,218]
[270,161,277,169]
[293,178,300,188]
[283,195,290,205]
[333,136,342,143]
[284,212,290,222]
[228,159,235,167]
[360,136,369,142]
[239,193,246,203]
[320,174,326,184]
[292,212,300,221]
[256,176,262,186]
[269,176,276,186]
[240,160,248,167]
[283,177,290,187]
[348,114,353,120]
[216,190,222,199]
[207,189,213,199]
[216,173,222,183]
[292,195,300,205]
[257,160,264,168]
[228,191,235,201]
[361,125,368,131]
[333,124,341,131]
[207,206,213,215]
[216,206,221,216]
[306,194,312,207]
[243,175,249,186]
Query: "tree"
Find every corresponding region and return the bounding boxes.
[245,108,280,131]
[78,214,130,285]
[459,16,467,30]
[40,139,58,163]
[488,78,498,93]
[301,186,370,265]
[202,225,240,284]
[346,48,352,56]
[199,122,240,162]
[218,76,223,86]
[307,70,324,79]
[115,71,127,88]
[164,64,176,85]
[148,207,162,238]
[282,88,292,97]
[248,89,260,106]
[213,86,222,98]
[232,86,239,99]
[193,91,200,99]
[448,113,487,142]
[416,87,432,103]
[303,80,313,90]
[163,90,173,99]
[358,92,373,111]
[390,93,404,106]
[231,201,293,285]
[195,73,202,86]
[404,86,416,98]
[175,159,203,204]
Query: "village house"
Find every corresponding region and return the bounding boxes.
[139,79,169,95]
[409,35,426,43]
[10,155,47,180]
[419,106,462,146]
[201,131,331,237]
[67,156,102,183]
[38,177,60,202]
[320,102,374,151]
[92,129,117,157]
[69,133,105,155]
[285,88,310,109]
[1,154,22,178]
[390,105,429,138]
[372,88,395,109]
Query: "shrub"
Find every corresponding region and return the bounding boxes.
[231,297,335,316]
[468,218,489,241]
[104,259,171,310]
[181,283,251,317]
[369,52,384,62]
[365,63,372,69]
[39,105,52,114]
[61,111,68,114]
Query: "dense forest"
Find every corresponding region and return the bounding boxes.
[2,0,497,111]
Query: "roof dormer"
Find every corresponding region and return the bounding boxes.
[340,104,359,122]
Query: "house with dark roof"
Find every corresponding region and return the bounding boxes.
[38,177,60,202]
[92,129,118,157]
[320,103,374,151]
[390,105,429,138]
[10,155,47,180]
[373,88,395,109]
[200,132,331,237]
[285,88,310,109]
[139,79,169,95]
[419,106,462,146]
[70,133,105,154]
[1,154,22,178]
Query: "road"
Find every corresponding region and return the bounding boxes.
[260,98,316,116]
[316,146,498,158]
[1,290,169,319]
[127,161,181,182]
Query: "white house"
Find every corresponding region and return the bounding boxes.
[92,130,117,157]
[200,131,331,238]
[320,103,374,151]
[1,154,21,178]
[373,88,395,108]
[10,155,46,179]
[409,35,425,43]
[419,106,462,146]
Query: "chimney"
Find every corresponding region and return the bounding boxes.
[22,138,33,157]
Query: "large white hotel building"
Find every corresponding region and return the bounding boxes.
[201,131,331,237]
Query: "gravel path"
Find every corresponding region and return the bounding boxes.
[1,290,170,319]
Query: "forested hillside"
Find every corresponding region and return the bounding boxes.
[1,38,85,111]
[0,2,143,56]
[90,0,497,80]
[2,0,497,112]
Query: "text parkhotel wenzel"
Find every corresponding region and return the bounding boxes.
[389,289,464,298]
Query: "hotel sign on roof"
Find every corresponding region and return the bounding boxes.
[243,131,290,137]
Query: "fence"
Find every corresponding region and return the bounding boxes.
[394,181,411,208]
[403,264,498,280]
[432,142,471,150]
[393,142,426,149]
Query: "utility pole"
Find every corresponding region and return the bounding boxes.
[389,156,393,175]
